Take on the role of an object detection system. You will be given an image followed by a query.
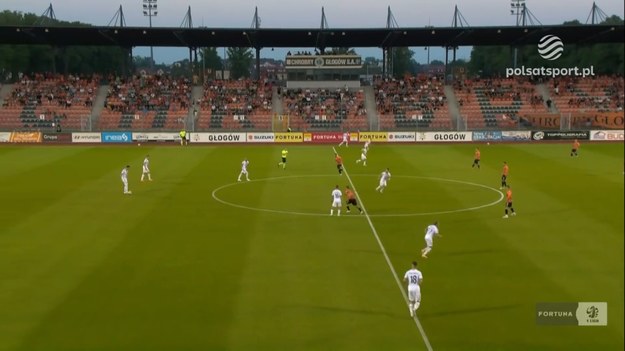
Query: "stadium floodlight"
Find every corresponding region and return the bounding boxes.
[142,0,158,70]
[510,0,526,26]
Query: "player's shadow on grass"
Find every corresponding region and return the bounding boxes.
[421,303,522,319]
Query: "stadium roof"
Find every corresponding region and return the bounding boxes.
[0,24,622,48]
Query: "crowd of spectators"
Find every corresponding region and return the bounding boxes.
[282,87,365,125]
[104,73,191,114]
[375,75,447,118]
[4,73,99,109]
[199,79,272,117]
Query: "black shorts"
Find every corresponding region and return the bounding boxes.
[501,175,507,182]
[337,164,343,170]
[571,148,577,152]
[281,157,287,163]
[474,159,480,163]
[507,202,513,208]
[347,198,357,206]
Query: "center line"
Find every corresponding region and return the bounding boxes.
[333,147,434,351]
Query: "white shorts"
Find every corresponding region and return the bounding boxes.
[360,154,367,160]
[425,235,433,248]
[240,169,248,174]
[408,285,421,303]
[379,179,387,187]
[121,177,128,185]
[143,167,150,174]
[332,200,342,208]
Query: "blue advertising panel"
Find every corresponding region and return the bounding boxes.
[102,132,132,143]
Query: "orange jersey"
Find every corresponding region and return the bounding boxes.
[573,140,580,149]
[475,150,481,160]
[502,164,509,176]
[345,189,356,199]
[335,155,343,165]
[506,189,513,203]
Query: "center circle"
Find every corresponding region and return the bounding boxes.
[211,174,504,218]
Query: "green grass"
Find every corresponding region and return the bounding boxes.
[0,143,622,351]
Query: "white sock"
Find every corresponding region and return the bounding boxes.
[338,210,341,216]
[330,209,334,215]
[414,301,420,310]
[423,247,431,255]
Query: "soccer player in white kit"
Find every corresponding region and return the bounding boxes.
[375,168,391,193]
[338,132,349,147]
[421,221,441,258]
[355,147,368,166]
[121,165,131,194]
[403,261,423,317]
[364,140,371,151]
[237,158,250,182]
[330,185,342,216]
[141,155,152,181]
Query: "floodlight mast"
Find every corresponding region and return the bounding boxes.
[142,0,158,70]
[510,0,525,69]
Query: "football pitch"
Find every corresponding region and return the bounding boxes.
[0,143,622,351]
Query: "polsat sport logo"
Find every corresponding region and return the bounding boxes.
[538,35,564,60]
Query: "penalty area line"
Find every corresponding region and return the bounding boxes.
[333,147,434,351]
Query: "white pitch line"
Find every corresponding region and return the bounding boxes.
[333,147,434,351]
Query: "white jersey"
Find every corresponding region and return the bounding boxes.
[241,160,249,172]
[142,158,150,173]
[404,268,423,288]
[342,132,349,141]
[425,224,439,240]
[361,148,368,156]
[380,170,391,182]
[332,189,342,201]
[121,168,128,180]
[364,140,371,150]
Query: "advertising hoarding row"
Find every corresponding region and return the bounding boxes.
[0,130,620,144]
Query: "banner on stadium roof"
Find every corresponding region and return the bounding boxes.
[590,130,624,141]
[531,131,589,141]
[285,55,362,69]
[102,131,132,143]
[274,132,303,143]
[72,132,102,143]
[190,133,246,143]
[417,132,472,142]
[387,132,416,142]
[9,132,42,143]
[247,132,275,143]
[42,133,72,143]
[0,132,10,143]
[502,131,531,141]
[358,132,388,142]
[133,132,180,142]
[473,131,502,141]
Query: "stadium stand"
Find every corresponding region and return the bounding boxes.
[98,74,191,130]
[0,73,98,130]
[375,75,451,130]
[282,87,367,131]
[549,75,624,114]
[454,77,548,129]
[196,80,272,130]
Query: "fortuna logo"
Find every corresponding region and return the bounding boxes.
[537,311,573,317]
[586,306,599,319]
[538,35,564,60]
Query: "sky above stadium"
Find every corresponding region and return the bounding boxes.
[3,0,624,64]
